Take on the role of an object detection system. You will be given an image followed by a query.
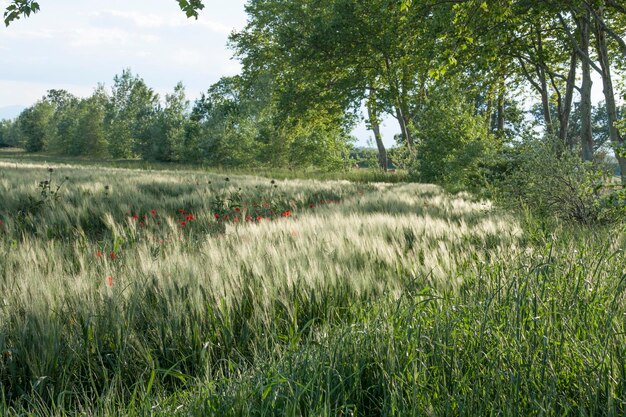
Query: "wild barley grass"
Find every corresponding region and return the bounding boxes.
[0,160,625,416]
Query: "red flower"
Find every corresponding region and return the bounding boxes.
[245,215,252,221]
[96,251,102,258]
[151,209,157,216]
[180,221,187,227]
[132,214,139,220]
[109,252,116,260]
[157,221,161,225]
[186,214,195,221]
[179,209,185,214]
[214,214,220,220]
[225,215,230,220]
[106,276,113,287]
[309,204,315,208]
[281,210,291,217]
[234,218,240,223]
[234,207,241,212]
[256,216,263,221]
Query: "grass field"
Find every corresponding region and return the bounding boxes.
[0,159,625,416]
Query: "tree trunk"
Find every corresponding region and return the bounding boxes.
[595,15,626,184]
[367,102,388,171]
[496,77,505,136]
[580,14,594,161]
[395,106,413,150]
[536,24,555,137]
[560,48,577,149]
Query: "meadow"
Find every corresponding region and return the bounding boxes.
[0,159,625,416]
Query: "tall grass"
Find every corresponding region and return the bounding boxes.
[0,160,624,416]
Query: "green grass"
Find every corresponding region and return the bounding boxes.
[0,149,409,183]
[0,159,625,416]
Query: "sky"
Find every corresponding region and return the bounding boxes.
[0,0,396,147]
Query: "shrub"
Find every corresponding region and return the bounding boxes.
[409,82,495,191]
[498,138,623,224]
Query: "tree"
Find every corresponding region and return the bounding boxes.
[231,0,445,167]
[148,82,189,162]
[0,120,12,146]
[17,100,54,152]
[411,80,494,189]
[45,89,80,155]
[71,88,109,157]
[105,69,158,159]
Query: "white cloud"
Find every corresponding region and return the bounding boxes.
[92,9,233,34]
[0,28,54,40]
[0,79,95,107]
[67,27,159,48]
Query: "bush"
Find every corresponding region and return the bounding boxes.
[498,139,623,224]
[409,82,495,191]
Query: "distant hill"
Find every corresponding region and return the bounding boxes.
[0,105,26,120]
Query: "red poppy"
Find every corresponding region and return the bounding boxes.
[179,209,185,214]
[281,210,291,217]
[106,276,113,287]
[234,218,240,223]
[151,209,157,216]
[132,214,139,220]
[180,221,187,227]
[234,207,241,212]
[245,215,252,221]
[96,251,102,258]
[214,214,220,220]
[225,215,230,220]
[109,252,116,260]
[309,204,315,208]
[256,216,263,221]
[186,214,195,221]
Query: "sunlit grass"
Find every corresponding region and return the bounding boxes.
[0,160,625,416]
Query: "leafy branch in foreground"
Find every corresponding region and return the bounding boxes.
[3,0,205,26]
[3,0,39,27]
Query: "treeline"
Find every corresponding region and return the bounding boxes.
[228,0,626,186]
[2,1,626,194]
[0,70,352,170]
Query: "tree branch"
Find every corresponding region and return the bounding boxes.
[557,12,603,74]
[584,0,626,59]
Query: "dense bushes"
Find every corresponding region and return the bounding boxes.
[496,139,624,224]
[409,83,496,191]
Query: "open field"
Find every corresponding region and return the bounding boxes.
[0,160,625,416]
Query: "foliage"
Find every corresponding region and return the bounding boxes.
[2,0,38,26]
[410,81,495,190]
[17,100,53,152]
[105,69,159,159]
[187,74,352,170]
[498,139,623,224]
[3,0,203,26]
